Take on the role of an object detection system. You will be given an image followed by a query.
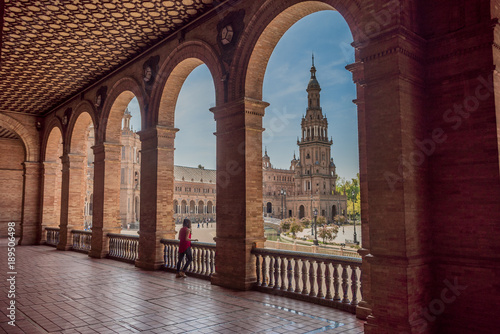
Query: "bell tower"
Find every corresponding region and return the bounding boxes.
[297,56,336,195]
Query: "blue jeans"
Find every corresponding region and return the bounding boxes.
[176,247,192,272]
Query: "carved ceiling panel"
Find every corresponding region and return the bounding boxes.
[0,0,215,115]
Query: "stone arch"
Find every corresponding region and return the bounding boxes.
[0,113,37,161]
[152,40,224,127]
[173,199,179,214]
[0,115,29,238]
[189,200,196,215]
[299,205,305,219]
[41,125,64,240]
[230,0,361,101]
[266,202,272,214]
[198,200,204,214]
[66,101,96,155]
[98,77,146,144]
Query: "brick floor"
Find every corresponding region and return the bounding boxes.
[0,241,364,333]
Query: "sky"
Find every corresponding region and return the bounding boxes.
[127,10,359,181]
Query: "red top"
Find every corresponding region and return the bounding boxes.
[179,227,191,253]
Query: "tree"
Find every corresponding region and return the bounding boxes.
[334,215,346,225]
[336,173,361,220]
[316,215,327,226]
[318,224,339,244]
[280,217,293,232]
[299,217,311,228]
[289,219,304,238]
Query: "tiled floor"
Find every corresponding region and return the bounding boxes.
[0,241,364,334]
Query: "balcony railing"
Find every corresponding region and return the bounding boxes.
[161,239,216,280]
[251,247,362,314]
[72,230,92,253]
[107,233,139,263]
[45,227,60,246]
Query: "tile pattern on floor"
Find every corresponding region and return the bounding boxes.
[0,241,364,333]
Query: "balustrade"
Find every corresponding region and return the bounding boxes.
[160,239,215,280]
[252,247,362,314]
[72,230,92,253]
[107,233,139,263]
[45,227,60,246]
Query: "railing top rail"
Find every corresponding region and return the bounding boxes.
[160,238,216,249]
[252,247,362,265]
[107,233,139,240]
[45,227,60,231]
[71,230,92,235]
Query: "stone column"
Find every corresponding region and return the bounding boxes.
[210,97,269,290]
[346,60,373,321]
[18,162,42,245]
[89,143,122,258]
[40,161,60,244]
[358,30,430,333]
[58,153,86,250]
[135,126,177,270]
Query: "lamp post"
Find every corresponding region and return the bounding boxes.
[352,190,358,244]
[310,194,313,236]
[284,190,287,219]
[313,208,318,245]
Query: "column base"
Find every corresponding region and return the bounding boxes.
[356,301,372,320]
[211,272,256,291]
[135,259,164,271]
[57,243,72,251]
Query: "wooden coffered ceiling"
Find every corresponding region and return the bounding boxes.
[0,0,218,117]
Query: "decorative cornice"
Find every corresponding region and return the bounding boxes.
[427,41,494,65]
[361,46,424,64]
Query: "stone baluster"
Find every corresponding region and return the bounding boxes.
[316,261,324,298]
[294,259,301,293]
[287,258,293,292]
[268,256,274,288]
[333,263,340,301]
[342,264,350,304]
[351,264,359,306]
[280,257,287,291]
[273,256,280,290]
[325,262,332,299]
[255,254,261,285]
[261,255,268,287]
[301,260,309,295]
[309,261,316,297]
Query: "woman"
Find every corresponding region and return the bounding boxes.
[176,219,198,278]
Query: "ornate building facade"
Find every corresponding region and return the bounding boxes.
[83,108,217,229]
[263,61,347,222]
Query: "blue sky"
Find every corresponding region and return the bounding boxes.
[128,10,359,181]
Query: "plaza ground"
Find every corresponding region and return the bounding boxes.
[0,240,363,333]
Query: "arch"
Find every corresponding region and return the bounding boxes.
[207,201,213,214]
[181,200,187,214]
[266,202,272,214]
[198,200,205,214]
[332,205,337,219]
[299,205,305,219]
[66,101,96,155]
[0,113,38,161]
[41,126,63,235]
[189,200,196,214]
[173,199,179,214]
[98,77,146,143]
[231,0,360,101]
[151,40,224,128]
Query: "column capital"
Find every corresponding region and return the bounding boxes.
[22,161,42,172]
[210,97,269,121]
